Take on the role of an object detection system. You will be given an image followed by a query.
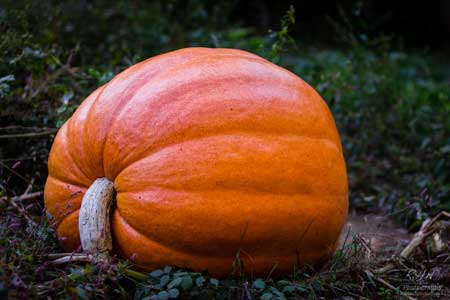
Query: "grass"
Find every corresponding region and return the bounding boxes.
[1,1,450,299]
[2,199,449,299]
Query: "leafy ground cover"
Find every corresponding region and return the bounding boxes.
[1,1,449,299]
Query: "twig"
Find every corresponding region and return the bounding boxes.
[365,271,417,300]
[7,196,39,227]
[0,160,30,182]
[33,278,64,295]
[332,286,371,300]
[123,269,147,281]
[46,253,85,259]
[242,281,252,300]
[24,177,35,195]
[0,130,56,139]
[427,211,450,226]
[357,233,373,259]
[29,68,65,99]
[50,254,94,264]
[0,125,57,131]
[1,178,43,227]
[28,51,77,100]
[48,253,148,281]
[0,191,43,202]
[0,157,34,162]
[375,211,450,274]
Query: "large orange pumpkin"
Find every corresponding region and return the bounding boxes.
[44,47,348,277]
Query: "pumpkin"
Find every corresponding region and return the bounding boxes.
[44,47,348,277]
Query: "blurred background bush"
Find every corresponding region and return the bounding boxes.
[1,0,449,229]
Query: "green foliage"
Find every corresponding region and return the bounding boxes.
[136,267,225,299]
[134,234,419,300]
[267,5,297,63]
[287,23,450,230]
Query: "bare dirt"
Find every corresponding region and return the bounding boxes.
[339,213,412,256]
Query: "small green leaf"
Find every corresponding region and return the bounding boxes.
[156,291,169,300]
[62,90,74,105]
[209,278,219,287]
[181,276,193,290]
[261,293,273,300]
[296,283,307,292]
[196,276,205,287]
[277,280,289,286]
[0,75,15,83]
[173,272,188,277]
[168,277,183,289]
[76,286,88,300]
[282,285,296,293]
[168,288,180,298]
[160,275,170,287]
[150,270,164,277]
[253,279,265,290]
[270,287,285,297]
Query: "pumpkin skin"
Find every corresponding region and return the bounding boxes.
[44,47,348,277]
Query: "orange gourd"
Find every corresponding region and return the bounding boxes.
[44,47,348,277]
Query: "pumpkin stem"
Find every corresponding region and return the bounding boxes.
[79,177,115,261]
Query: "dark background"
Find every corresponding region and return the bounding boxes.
[233,0,450,49]
[4,0,450,50]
